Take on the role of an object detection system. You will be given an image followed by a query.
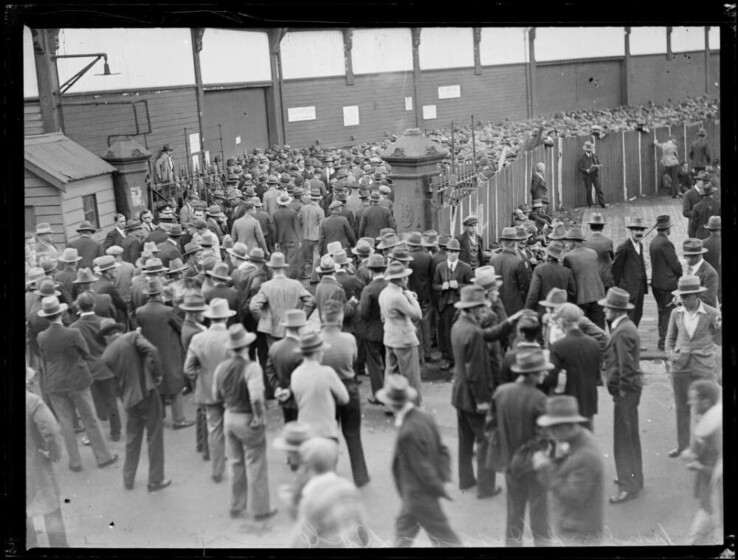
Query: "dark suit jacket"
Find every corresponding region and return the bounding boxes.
[203,284,240,324]
[338,207,358,236]
[37,323,92,393]
[272,207,300,245]
[689,138,712,168]
[455,233,484,269]
[156,239,182,268]
[254,210,274,249]
[702,234,721,281]
[432,260,473,312]
[604,316,643,396]
[578,152,600,177]
[490,249,530,315]
[70,313,115,381]
[690,197,720,240]
[103,228,126,251]
[548,329,601,418]
[649,233,682,292]
[69,236,104,271]
[451,314,493,412]
[612,239,648,299]
[319,214,356,253]
[682,188,702,219]
[392,407,451,500]
[102,330,162,410]
[357,277,388,341]
[135,300,184,396]
[314,276,349,322]
[265,335,302,411]
[92,277,128,323]
[145,227,169,246]
[525,260,577,313]
[408,248,433,303]
[583,232,615,289]
[531,173,548,201]
[121,236,143,264]
[563,246,605,305]
[358,204,395,239]
[694,260,719,307]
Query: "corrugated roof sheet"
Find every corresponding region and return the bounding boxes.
[25,133,116,190]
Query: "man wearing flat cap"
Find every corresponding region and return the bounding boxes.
[649,215,683,351]
[456,216,485,271]
[612,218,648,328]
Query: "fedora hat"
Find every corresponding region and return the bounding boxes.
[384,261,412,281]
[206,204,222,217]
[96,255,120,272]
[277,193,293,206]
[179,292,208,312]
[247,248,266,263]
[369,192,381,202]
[266,252,288,268]
[365,253,387,270]
[97,318,126,342]
[583,141,594,151]
[58,247,83,263]
[203,297,237,319]
[166,258,188,274]
[143,258,166,274]
[598,287,635,310]
[537,396,588,427]
[227,242,249,261]
[76,220,97,233]
[545,240,565,259]
[472,266,502,290]
[207,262,231,282]
[359,236,376,249]
[316,255,337,274]
[332,250,350,266]
[72,267,100,284]
[37,295,68,317]
[405,232,424,247]
[376,233,401,250]
[273,421,312,452]
[125,219,143,232]
[655,215,672,230]
[445,238,462,252]
[518,204,531,214]
[297,331,328,354]
[35,223,54,235]
[376,374,418,406]
[35,278,61,297]
[251,197,263,208]
[422,230,439,247]
[183,241,202,257]
[326,241,343,256]
[547,223,567,240]
[198,232,216,248]
[309,189,323,200]
[37,257,57,275]
[437,234,451,248]
[462,215,478,227]
[682,238,708,255]
[388,246,413,263]
[704,216,721,230]
[587,213,606,226]
[511,348,555,374]
[540,287,568,309]
[563,227,584,241]
[455,285,491,309]
[26,267,47,288]
[498,227,519,241]
[515,225,531,240]
[143,276,164,295]
[281,309,308,328]
[142,241,160,255]
[168,224,184,237]
[227,324,257,349]
[626,217,647,230]
[672,275,707,296]
[267,175,279,184]
[351,240,374,257]
[701,182,714,195]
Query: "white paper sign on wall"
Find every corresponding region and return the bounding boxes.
[235,136,241,145]
[422,105,437,120]
[343,105,360,127]
[288,106,317,122]
[405,96,413,111]
[438,85,461,99]
[189,132,201,154]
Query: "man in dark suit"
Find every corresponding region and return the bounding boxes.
[583,213,614,290]
[451,286,501,499]
[432,239,473,370]
[357,254,388,402]
[490,227,531,317]
[702,216,721,302]
[688,128,712,173]
[272,192,301,278]
[92,255,129,325]
[649,215,683,351]
[121,220,144,264]
[406,232,434,362]
[71,268,116,318]
[335,191,358,236]
[563,227,606,329]
[547,303,601,431]
[156,225,183,268]
[379,375,461,547]
[530,162,548,201]
[203,263,240,325]
[689,182,720,240]
[69,221,104,271]
[103,214,127,251]
[612,218,648,327]
[682,239,719,308]
[358,193,395,239]
[455,216,484,270]
[599,288,644,504]
[578,141,606,208]
[525,241,576,316]
[320,201,356,254]
[682,173,706,220]
[265,310,306,424]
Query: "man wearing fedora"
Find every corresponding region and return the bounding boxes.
[583,213,614,291]
[599,287,644,504]
[562,227,606,329]
[577,140,606,209]
[380,261,424,403]
[154,144,174,185]
[272,192,301,278]
[525,240,576,317]
[665,276,722,458]
[184,298,236,483]
[532,395,605,545]
[688,128,712,174]
[689,181,720,240]
[156,224,184,268]
[379,374,460,547]
[34,223,61,261]
[37,296,119,473]
[231,201,269,256]
[358,192,395,240]
[451,285,501,499]
[266,310,308,425]
[490,227,531,318]
[486,347,553,547]
[456,216,485,271]
[298,190,325,279]
[702,216,721,301]
[92,255,129,324]
[71,268,116,319]
[531,162,548,202]
[130,258,168,311]
[106,246,135,314]
[682,238,719,308]
[649,215,683,351]
[121,219,145,264]
[406,232,434,363]
[320,201,356,255]
[136,277,194,430]
[70,221,104,271]
[54,248,83,309]
[612,218,648,328]
[682,171,707,220]
[357,254,389,402]
[203,263,239,325]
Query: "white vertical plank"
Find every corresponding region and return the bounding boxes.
[557,137,563,208]
[622,131,627,201]
[638,132,643,196]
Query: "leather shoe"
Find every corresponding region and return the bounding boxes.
[98,454,119,469]
[148,479,172,493]
[477,486,503,499]
[111,434,121,442]
[212,474,223,484]
[173,420,195,430]
[254,508,278,521]
[609,490,638,504]
[69,465,83,472]
[367,396,382,406]
[668,448,685,458]
[81,435,91,446]
[459,480,477,491]
[229,509,243,519]
[124,482,134,490]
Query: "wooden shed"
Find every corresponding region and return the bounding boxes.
[25,133,117,246]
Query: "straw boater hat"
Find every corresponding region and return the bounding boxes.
[227,324,257,349]
[539,287,568,309]
[273,421,312,452]
[281,309,308,328]
[472,266,503,290]
[266,252,289,269]
[203,298,237,320]
[455,285,491,309]
[510,348,555,374]
[179,292,208,312]
[672,275,707,296]
[537,396,588,427]
[58,248,83,263]
[681,238,708,255]
[37,295,68,317]
[626,217,647,230]
[384,261,412,281]
[703,216,721,230]
[376,374,418,406]
[598,287,635,310]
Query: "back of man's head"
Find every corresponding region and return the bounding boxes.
[75,292,95,313]
[517,314,541,342]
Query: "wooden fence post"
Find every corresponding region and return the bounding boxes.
[638,131,643,197]
[621,131,627,201]
[557,137,563,209]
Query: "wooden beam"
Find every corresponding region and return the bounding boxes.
[411,28,423,129]
[527,28,537,118]
[31,28,63,134]
[267,28,287,145]
[623,27,631,106]
[704,27,711,94]
[343,28,354,86]
[473,27,482,76]
[191,28,206,165]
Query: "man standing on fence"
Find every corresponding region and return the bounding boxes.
[154,145,175,186]
[455,216,484,271]
[654,137,681,198]
[689,129,712,174]
[578,141,606,209]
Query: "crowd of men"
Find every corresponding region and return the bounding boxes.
[24,142,722,548]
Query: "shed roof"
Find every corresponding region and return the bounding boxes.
[25,133,117,191]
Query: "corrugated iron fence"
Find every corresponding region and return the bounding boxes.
[436,119,720,246]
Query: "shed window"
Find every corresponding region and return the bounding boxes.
[82,194,100,228]
[25,206,36,233]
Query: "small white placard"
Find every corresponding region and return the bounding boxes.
[130,186,143,208]
[189,132,201,154]
[438,85,461,99]
[288,106,317,122]
[192,155,201,173]
[343,105,360,127]
[422,105,437,120]
[405,96,413,111]
[204,150,211,167]
[235,136,241,145]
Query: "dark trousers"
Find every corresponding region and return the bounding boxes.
[613,390,644,493]
[281,406,298,424]
[280,241,300,279]
[456,409,496,494]
[626,289,645,327]
[255,332,272,398]
[26,509,68,548]
[354,333,367,376]
[652,287,675,349]
[664,165,680,197]
[196,405,209,458]
[336,380,370,487]
[580,301,605,330]
[299,240,320,279]
[364,339,386,396]
[438,306,455,362]
[89,377,121,439]
[124,389,165,488]
[672,374,694,451]
[395,494,461,547]
[505,472,551,547]
[583,174,605,207]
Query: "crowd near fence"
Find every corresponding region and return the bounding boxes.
[435,118,720,244]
